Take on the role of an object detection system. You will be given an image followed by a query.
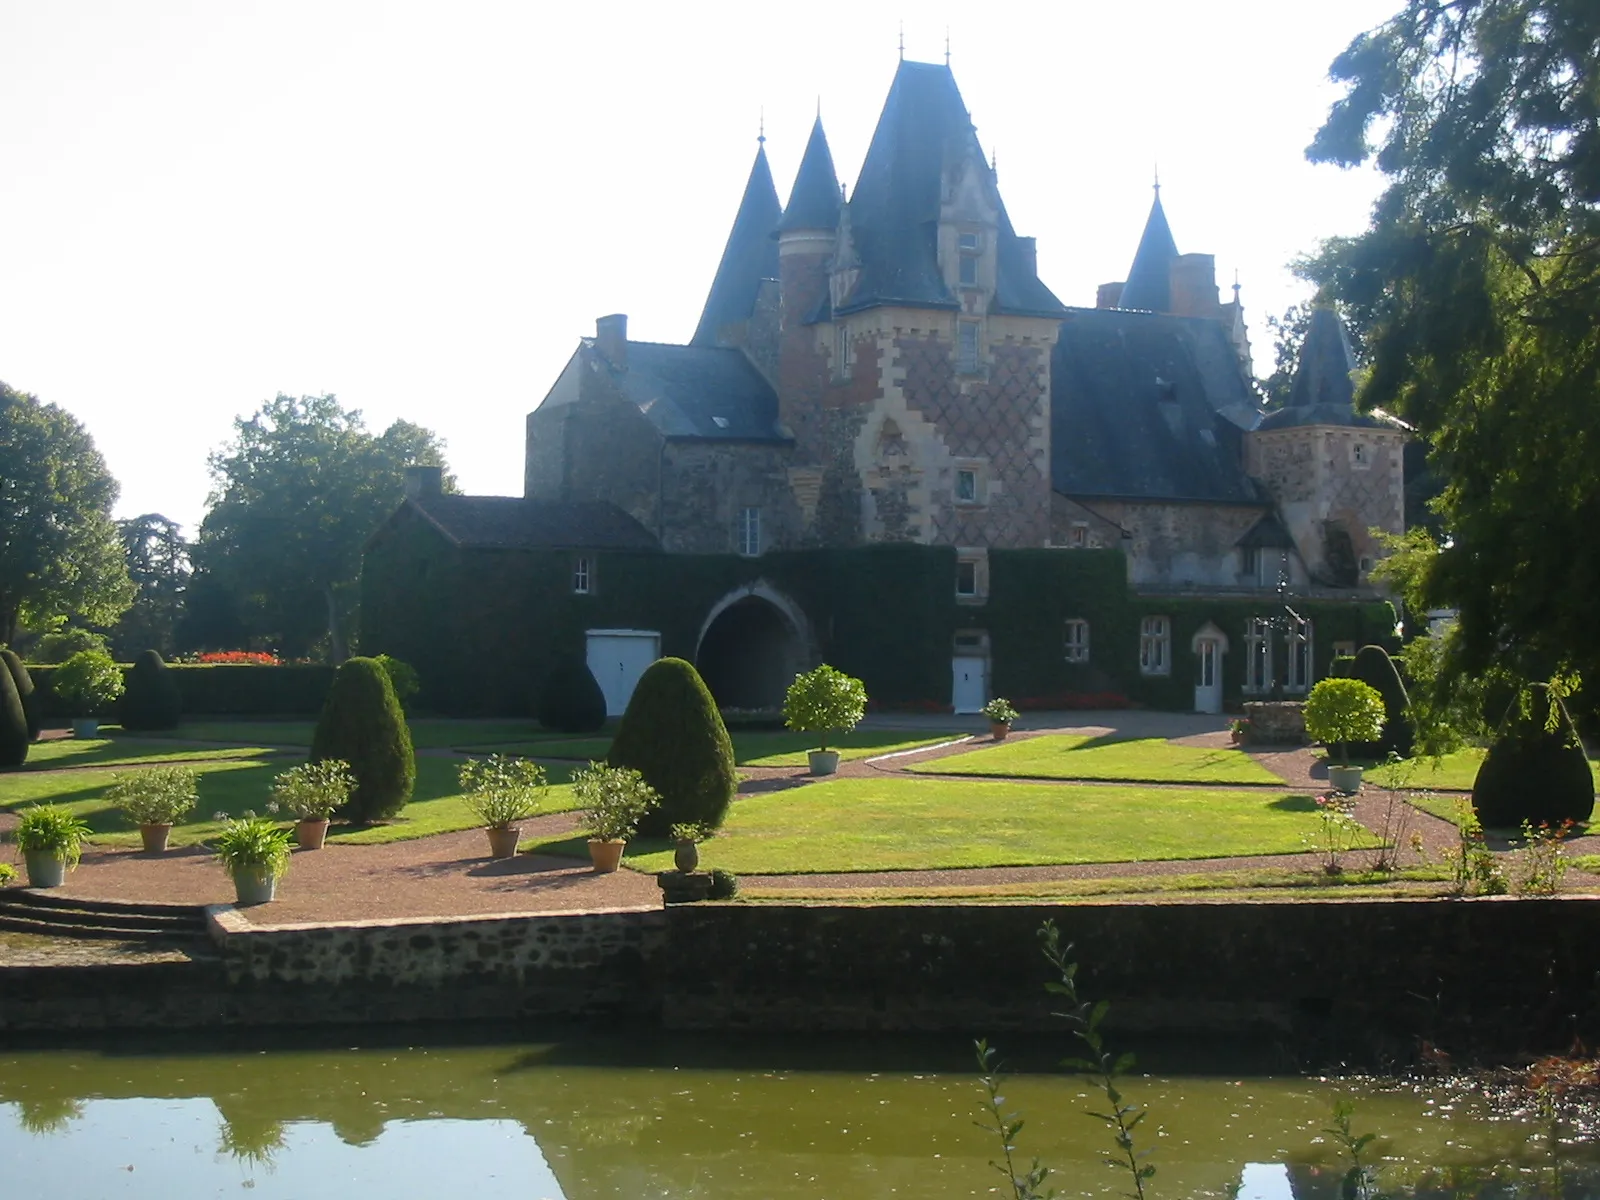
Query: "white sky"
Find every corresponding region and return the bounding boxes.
[0,0,1396,535]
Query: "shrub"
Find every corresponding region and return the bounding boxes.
[14,804,92,868]
[572,761,660,841]
[106,766,198,826]
[1303,677,1386,765]
[981,697,1019,724]
[1472,686,1595,830]
[51,649,125,715]
[269,759,355,821]
[120,650,182,731]
[36,627,110,663]
[1,649,40,741]
[0,658,29,768]
[458,755,548,827]
[0,862,13,884]
[373,654,420,710]
[535,656,607,734]
[309,657,415,823]
[607,657,736,838]
[213,813,293,881]
[1348,645,1414,758]
[708,867,739,900]
[783,664,868,752]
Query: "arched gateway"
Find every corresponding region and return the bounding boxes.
[694,584,812,712]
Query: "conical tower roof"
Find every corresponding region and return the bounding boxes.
[691,144,782,347]
[1287,307,1357,410]
[775,117,840,233]
[1117,187,1178,312]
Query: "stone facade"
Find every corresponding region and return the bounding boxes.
[1052,495,1293,589]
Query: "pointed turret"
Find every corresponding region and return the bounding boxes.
[1117,186,1179,312]
[1287,307,1357,411]
[692,143,782,347]
[775,117,840,234]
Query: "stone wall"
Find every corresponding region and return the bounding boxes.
[1053,496,1290,588]
[660,441,806,555]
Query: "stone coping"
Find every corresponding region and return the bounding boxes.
[204,901,662,939]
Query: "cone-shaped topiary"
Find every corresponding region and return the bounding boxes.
[1348,645,1413,759]
[0,656,28,768]
[607,657,736,838]
[120,649,182,731]
[309,656,415,823]
[1472,687,1595,830]
[1,649,39,742]
[536,656,607,734]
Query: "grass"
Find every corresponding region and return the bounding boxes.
[19,738,283,770]
[909,734,1284,785]
[121,718,573,750]
[0,754,578,849]
[485,729,953,767]
[1363,747,1600,792]
[527,776,1369,875]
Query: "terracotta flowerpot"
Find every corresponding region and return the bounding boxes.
[990,721,1011,741]
[807,749,841,776]
[296,818,330,850]
[139,823,173,853]
[588,838,626,874]
[23,850,67,889]
[486,825,521,859]
[232,867,277,905]
[674,840,700,873]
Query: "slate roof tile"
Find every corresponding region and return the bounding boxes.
[409,494,659,551]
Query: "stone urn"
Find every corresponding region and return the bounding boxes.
[485,825,521,860]
[296,819,330,851]
[808,750,841,776]
[674,839,700,873]
[139,823,173,854]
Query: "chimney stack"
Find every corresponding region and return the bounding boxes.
[1096,281,1125,310]
[595,313,628,370]
[404,464,443,499]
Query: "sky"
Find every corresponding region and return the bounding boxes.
[0,0,1398,536]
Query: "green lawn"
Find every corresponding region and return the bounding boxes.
[121,719,569,750]
[908,734,1284,785]
[486,729,953,767]
[20,739,284,770]
[529,776,1360,875]
[0,753,577,849]
[1364,747,1600,792]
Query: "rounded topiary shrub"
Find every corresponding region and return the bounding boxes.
[1349,645,1413,759]
[607,657,736,839]
[536,656,607,734]
[1472,688,1595,830]
[120,649,182,731]
[0,657,29,768]
[1,648,39,741]
[309,656,415,823]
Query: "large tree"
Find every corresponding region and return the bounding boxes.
[111,514,192,658]
[1302,0,1600,683]
[0,382,135,646]
[196,394,453,661]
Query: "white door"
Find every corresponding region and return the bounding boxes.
[951,655,987,715]
[1194,637,1222,714]
[585,630,661,717]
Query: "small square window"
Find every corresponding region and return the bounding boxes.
[956,559,979,597]
[1064,619,1090,663]
[954,468,978,504]
[957,321,981,373]
[1068,522,1088,548]
[1352,442,1369,467]
[737,506,761,557]
[958,232,980,253]
[572,557,591,595]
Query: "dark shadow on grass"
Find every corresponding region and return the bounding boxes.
[1267,793,1319,813]
[737,775,810,796]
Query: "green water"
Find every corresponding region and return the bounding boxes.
[1,1031,1595,1198]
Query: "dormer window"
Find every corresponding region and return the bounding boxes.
[957,321,981,374]
[711,416,730,429]
[958,231,980,287]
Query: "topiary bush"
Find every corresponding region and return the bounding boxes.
[120,650,182,731]
[1348,645,1414,759]
[536,656,607,734]
[1,648,39,741]
[607,657,736,839]
[309,656,415,823]
[1472,686,1595,830]
[0,656,29,768]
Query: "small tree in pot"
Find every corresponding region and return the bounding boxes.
[107,765,197,852]
[213,812,293,904]
[981,697,1019,741]
[572,761,659,874]
[269,759,354,850]
[1303,677,1387,794]
[51,649,125,738]
[783,664,868,775]
[13,804,92,887]
[458,754,548,859]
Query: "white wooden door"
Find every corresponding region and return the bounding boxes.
[585,630,661,717]
[951,655,987,714]
[1193,637,1222,714]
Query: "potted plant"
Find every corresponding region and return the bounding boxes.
[1229,717,1251,746]
[981,697,1019,740]
[51,649,124,739]
[571,761,659,873]
[670,822,711,873]
[458,754,548,859]
[1303,676,1387,794]
[783,663,868,776]
[268,759,354,850]
[213,812,293,904]
[13,804,91,888]
[106,765,197,853]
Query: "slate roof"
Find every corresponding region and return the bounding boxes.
[609,340,787,442]
[1237,513,1297,549]
[691,146,781,347]
[1257,306,1394,431]
[1051,307,1266,505]
[774,117,840,233]
[836,60,1065,319]
[408,494,659,551]
[1117,189,1178,312]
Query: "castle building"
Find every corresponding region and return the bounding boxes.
[364,59,1403,718]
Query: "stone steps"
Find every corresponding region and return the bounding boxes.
[0,889,208,942]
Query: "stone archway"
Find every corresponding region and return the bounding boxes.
[695,584,811,712]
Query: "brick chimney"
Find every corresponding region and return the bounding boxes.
[1096,281,1125,310]
[404,464,443,499]
[595,313,628,370]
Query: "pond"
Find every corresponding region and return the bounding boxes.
[2,1029,1595,1198]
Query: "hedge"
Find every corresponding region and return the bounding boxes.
[26,663,335,720]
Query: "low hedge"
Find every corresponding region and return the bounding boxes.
[25,663,336,719]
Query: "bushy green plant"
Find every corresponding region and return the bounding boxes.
[783,663,868,752]
[212,812,293,880]
[269,759,355,821]
[1,648,40,742]
[572,761,659,841]
[373,654,420,710]
[1348,644,1414,758]
[119,649,182,731]
[708,867,739,900]
[14,804,92,868]
[535,655,608,734]
[0,654,28,768]
[607,657,735,838]
[981,697,1019,724]
[106,766,198,826]
[1303,677,1386,765]
[309,656,414,823]
[0,862,14,884]
[37,627,110,664]
[458,754,548,827]
[52,649,125,715]
[670,822,711,844]
[1472,684,1594,829]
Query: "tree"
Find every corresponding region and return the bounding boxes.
[112,514,191,659]
[0,383,135,646]
[309,656,415,823]
[1302,0,1600,686]
[196,394,454,661]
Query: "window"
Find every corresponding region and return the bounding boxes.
[954,468,978,504]
[834,323,853,380]
[1068,522,1088,548]
[1242,546,1287,586]
[1243,617,1273,693]
[736,506,761,557]
[957,321,981,373]
[956,558,979,597]
[1286,617,1313,692]
[1352,441,1369,468]
[958,231,980,286]
[1139,616,1171,676]
[572,557,591,595]
[1332,640,1356,662]
[1064,619,1090,663]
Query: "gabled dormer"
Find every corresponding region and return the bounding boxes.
[938,146,999,310]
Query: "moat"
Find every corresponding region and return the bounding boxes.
[3,1029,1596,1198]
